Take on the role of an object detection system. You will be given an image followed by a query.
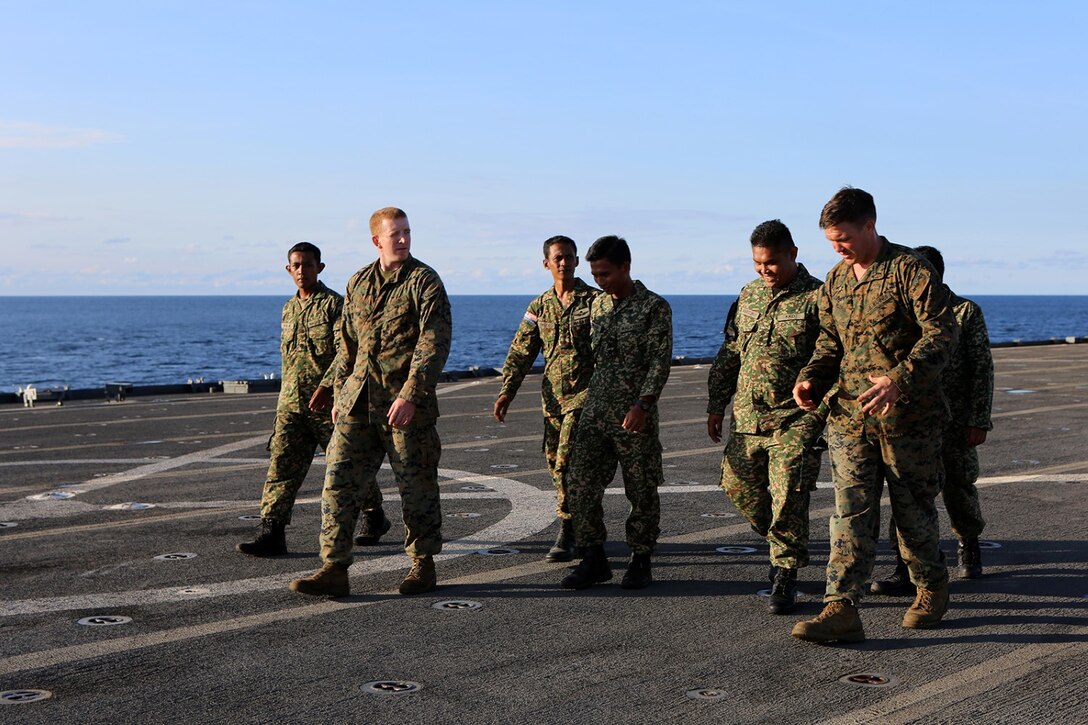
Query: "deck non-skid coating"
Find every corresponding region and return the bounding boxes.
[1,345,1086,723]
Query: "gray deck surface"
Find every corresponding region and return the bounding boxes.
[1,345,1086,724]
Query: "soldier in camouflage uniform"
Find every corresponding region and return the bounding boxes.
[872,245,994,594]
[560,236,673,591]
[706,220,825,614]
[290,207,452,598]
[494,235,598,562]
[791,188,957,644]
[238,242,343,558]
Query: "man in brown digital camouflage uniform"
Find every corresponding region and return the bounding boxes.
[871,245,994,595]
[560,235,673,591]
[494,235,598,562]
[791,188,957,643]
[290,207,452,597]
[707,220,825,614]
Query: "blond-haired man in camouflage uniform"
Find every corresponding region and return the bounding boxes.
[707,220,825,615]
[238,242,342,557]
[291,207,452,598]
[495,235,598,562]
[792,188,957,643]
[560,235,673,591]
[872,245,994,595]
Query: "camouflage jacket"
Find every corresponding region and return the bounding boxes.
[582,280,673,426]
[334,255,452,425]
[944,289,994,430]
[498,278,598,417]
[707,264,823,434]
[797,239,957,435]
[277,281,343,415]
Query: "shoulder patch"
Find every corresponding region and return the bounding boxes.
[523,310,538,325]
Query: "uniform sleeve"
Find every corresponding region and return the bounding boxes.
[962,302,995,430]
[399,274,453,406]
[707,297,741,414]
[884,263,956,400]
[334,284,358,399]
[797,283,844,398]
[497,298,544,401]
[639,297,673,400]
[319,295,345,389]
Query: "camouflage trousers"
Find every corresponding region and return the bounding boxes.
[319,410,442,566]
[824,420,948,605]
[543,410,582,520]
[719,423,822,569]
[886,430,985,546]
[259,411,334,524]
[567,416,663,555]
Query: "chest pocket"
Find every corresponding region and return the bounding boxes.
[380,298,416,347]
[307,318,335,357]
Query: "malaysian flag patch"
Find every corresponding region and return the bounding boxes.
[523,310,538,325]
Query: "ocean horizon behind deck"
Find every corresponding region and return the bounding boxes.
[3,294,1088,394]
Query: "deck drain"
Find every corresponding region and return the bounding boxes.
[77,615,132,627]
[26,491,76,501]
[362,680,422,695]
[839,673,897,688]
[105,502,156,510]
[464,448,490,453]
[686,688,727,701]
[0,689,53,705]
[477,547,519,556]
[154,552,197,561]
[446,512,482,518]
[978,540,1002,549]
[238,514,262,521]
[0,522,17,529]
[461,485,495,492]
[490,464,519,470]
[715,546,757,554]
[432,599,483,611]
[177,587,211,595]
[701,513,736,519]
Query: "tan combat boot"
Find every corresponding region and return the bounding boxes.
[289,562,349,597]
[791,600,865,643]
[902,583,949,629]
[399,555,437,595]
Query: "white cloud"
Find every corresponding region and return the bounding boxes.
[0,119,124,149]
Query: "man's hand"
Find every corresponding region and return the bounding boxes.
[387,398,417,428]
[793,380,819,411]
[493,394,511,423]
[966,426,988,447]
[331,405,339,425]
[308,385,333,413]
[707,413,724,443]
[858,375,900,416]
[622,404,647,434]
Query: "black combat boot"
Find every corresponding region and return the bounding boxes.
[768,567,798,614]
[870,551,915,596]
[353,507,392,546]
[620,552,653,590]
[236,518,286,557]
[560,545,612,590]
[957,538,983,579]
[545,519,576,562]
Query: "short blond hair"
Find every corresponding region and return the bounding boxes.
[369,207,408,236]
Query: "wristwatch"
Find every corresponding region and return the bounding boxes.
[635,399,652,412]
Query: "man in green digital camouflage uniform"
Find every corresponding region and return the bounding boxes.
[871,245,994,595]
[238,242,343,557]
[560,235,673,591]
[494,235,598,562]
[792,188,957,643]
[707,220,825,614]
[290,207,452,597]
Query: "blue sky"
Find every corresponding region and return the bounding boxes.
[2,1,1085,296]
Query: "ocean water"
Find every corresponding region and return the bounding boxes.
[1,295,1086,392]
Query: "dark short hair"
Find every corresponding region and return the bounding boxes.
[913,245,945,279]
[750,219,795,251]
[288,241,321,263]
[543,235,577,258]
[585,235,631,266]
[819,187,877,229]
